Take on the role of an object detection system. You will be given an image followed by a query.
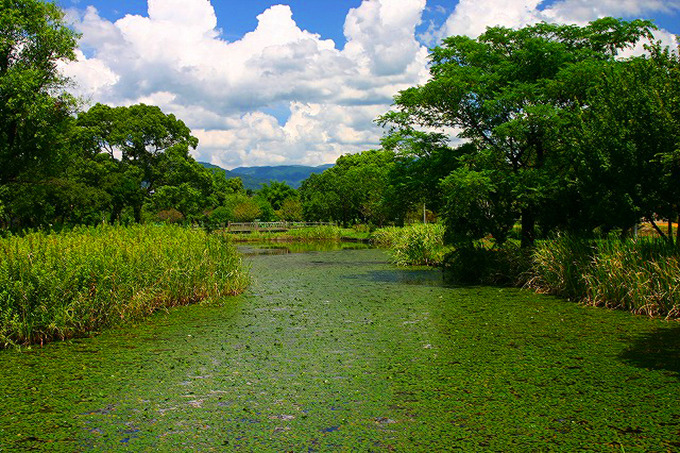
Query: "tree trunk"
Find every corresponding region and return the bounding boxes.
[521,208,536,248]
[133,204,142,223]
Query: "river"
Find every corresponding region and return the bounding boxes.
[1,246,679,451]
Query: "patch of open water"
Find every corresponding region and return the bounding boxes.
[1,246,679,451]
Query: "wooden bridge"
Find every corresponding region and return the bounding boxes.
[226,221,335,233]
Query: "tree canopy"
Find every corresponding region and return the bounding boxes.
[0,0,79,184]
[379,18,662,246]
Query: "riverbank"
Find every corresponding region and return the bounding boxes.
[374,225,680,319]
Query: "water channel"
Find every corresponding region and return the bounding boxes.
[1,245,679,451]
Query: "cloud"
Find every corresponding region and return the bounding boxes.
[62,0,430,167]
[61,0,678,168]
[441,0,680,39]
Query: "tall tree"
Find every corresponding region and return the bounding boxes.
[77,103,200,221]
[0,0,79,184]
[380,18,656,246]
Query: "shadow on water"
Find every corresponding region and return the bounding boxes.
[346,268,449,288]
[619,325,680,378]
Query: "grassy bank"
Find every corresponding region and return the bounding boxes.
[0,225,249,347]
[230,225,368,242]
[378,226,680,318]
[529,236,680,317]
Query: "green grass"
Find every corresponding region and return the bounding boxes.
[0,224,249,346]
[372,223,450,266]
[527,236,680,318]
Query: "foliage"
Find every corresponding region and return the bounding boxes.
[370,226,403,247]
[300,149,394,226]
[0,224,249,346]
[568,46,680,241]
[0,0,79,185]
[529,236,680,317]
[258,181,297,211]
[284,225,343,241]
[380,18,657,247]
[277,198,304,221]
[380,129,463,221]
[233,198,262,222]
[373,224,448,266]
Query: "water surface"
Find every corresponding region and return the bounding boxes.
[1,248,679,451]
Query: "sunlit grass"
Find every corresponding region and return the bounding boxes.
[530,236,680,318]
[0,225,249,346]
[230,226,351,242]
[372,224,449,266]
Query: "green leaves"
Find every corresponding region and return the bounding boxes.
[383,17,664,246]
[0,0,79,184]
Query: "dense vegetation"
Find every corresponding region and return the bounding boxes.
[1,0,679,322]
[0,1,307,231]
[0,224,248,346]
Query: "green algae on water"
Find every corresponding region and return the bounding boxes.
[1,247,679,451]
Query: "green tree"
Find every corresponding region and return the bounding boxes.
[0,0,79,185]
[277,198,303,221]
[258,181,297,211]
[380,18,655,246]
[77,103,200,222]
[299,150,393,226]
[571,46,680,242]
[381,129,466,223]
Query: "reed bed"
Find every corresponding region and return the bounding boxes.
[0,225,249,347]
[530,236,680,318]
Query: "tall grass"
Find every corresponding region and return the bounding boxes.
[530,236,680,317]
[0,225,249,347]
[373,224,448,266]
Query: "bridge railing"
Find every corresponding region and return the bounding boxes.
[226,221,336,233]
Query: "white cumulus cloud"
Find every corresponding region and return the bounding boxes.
[62,0,430,168]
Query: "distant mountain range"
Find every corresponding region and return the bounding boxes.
[199,162,333,190]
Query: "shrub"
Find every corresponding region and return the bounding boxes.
[529,235,594,300]
[529,236,680,317]
[370,226,402,247]
[443,243,533,286]
[374,224,447,266]
[285,226,343,241]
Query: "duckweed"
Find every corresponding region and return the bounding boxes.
[1,247,678,451]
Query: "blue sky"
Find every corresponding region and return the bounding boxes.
[60,0,680,44]
[59,0,680,168]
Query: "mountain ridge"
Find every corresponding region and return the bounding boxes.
[199,162,333,190]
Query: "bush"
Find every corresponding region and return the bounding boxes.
[370,226,402,247]
[443,243,533,286]
[0,225,249,346]
[374,224,448,266]
[529,235,594,300]
[285,226,344,241]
